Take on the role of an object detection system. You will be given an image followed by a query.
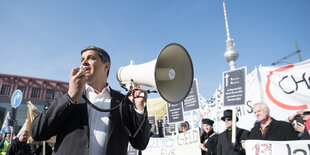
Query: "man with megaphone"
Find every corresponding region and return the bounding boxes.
[31,46,151,155]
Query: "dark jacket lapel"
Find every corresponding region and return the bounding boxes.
[77,91,89,145]
[264,119,277,139]
[107,88,122,140]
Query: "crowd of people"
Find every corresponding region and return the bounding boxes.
[198,102,310,155]
[3,101,309,155]
[0,130,53,155]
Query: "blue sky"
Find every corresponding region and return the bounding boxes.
[0,0,309,99]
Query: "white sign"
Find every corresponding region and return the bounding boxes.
[142,128,201,155]
[245,140,310,155]
[259,59,310,120]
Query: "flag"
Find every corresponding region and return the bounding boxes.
[235,67,261,130]
[17,119,27,137]
[1,112,12,135]
[26,101,41,132]
[259,59,310,120]
[21,101,41,143]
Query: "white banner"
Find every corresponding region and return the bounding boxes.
[245,140,310,155]
[235,67,262,130]
[142,128,201,155]
[259,59,310,120]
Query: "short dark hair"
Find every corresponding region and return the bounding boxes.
[181,121,190,128]
[81,46,111,76]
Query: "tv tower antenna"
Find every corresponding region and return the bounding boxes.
[223,1,238,70]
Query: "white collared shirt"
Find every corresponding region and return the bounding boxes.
[85,84,111,155]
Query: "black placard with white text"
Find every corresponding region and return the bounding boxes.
[167,102,184,123]
[223,67,247,106]
[183,79,200,111]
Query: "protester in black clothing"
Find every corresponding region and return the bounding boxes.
[7,130,31,155]
[217,109,249,155]
[247,102,298,140]
[200,118,218,155]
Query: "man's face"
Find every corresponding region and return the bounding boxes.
[224,118,232,128]
[81,50,110,84]
[181,123,189,132]
[202,124,213,134]
[253,104,269,122]
[19,131,29,143]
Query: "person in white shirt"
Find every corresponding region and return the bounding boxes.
[31,46,151,155]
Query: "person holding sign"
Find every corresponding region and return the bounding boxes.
[217,109,249,155]
[199,118,218,155]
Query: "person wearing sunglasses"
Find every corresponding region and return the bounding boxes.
[216,109,249,155]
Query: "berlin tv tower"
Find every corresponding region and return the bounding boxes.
[223,1,238,70]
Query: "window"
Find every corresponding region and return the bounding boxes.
[17,86,26,97]
[45,89,55,100]
[31,87,41,98]
[0,85,11,95]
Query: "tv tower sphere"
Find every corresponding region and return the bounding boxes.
[224,39,238,62]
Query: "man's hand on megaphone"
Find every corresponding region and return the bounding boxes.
[128,85,145,111]
[68,67,86,102]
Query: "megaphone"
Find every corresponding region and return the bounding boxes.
[117,43,194,104]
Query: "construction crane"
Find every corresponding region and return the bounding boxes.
[271,40,302,66]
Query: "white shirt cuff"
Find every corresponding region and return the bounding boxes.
[134,108,144,114]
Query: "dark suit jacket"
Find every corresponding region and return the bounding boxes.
[31,88,151,155]
[216,127,249,155]
[248,118,298,140]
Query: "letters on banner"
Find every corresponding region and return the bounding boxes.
[259,59,310,120]
[245,140,310,155]
[142,128,201,155]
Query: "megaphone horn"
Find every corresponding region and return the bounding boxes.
[117,43,194,104]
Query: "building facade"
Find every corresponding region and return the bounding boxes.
[0,73,68,134]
